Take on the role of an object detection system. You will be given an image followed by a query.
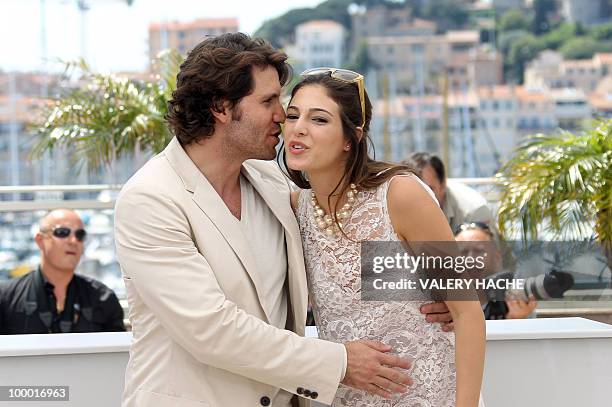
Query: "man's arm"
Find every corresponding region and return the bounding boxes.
[420,302,454,332]
[115,186,411,403]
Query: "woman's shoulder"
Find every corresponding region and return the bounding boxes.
[386,174,452,241]
[387,174,437,209]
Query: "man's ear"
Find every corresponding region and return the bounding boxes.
[211,99,231,124]
[34,233,44,251]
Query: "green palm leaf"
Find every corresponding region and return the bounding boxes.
[497,120,612,266]
[30,50,184,173]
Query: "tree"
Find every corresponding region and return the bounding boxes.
[499,10,531,33]
[253,0,389,47]
[254,8,321,48]
[507,34,540,83]
[536,23,580,50]
[560,37,601,60]
[421,0,469,31]
[31,50,183,173]
[497,120,612,268]
[592,23,612,41]
[499,29,531,54]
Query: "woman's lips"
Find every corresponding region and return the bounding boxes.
[288,141,308,154]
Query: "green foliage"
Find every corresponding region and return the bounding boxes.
[30,50,183,173]
[560,37,601,59]
[499,29,531,54]
[533,23,578,50]
[420,0,469,31]
[254,0,366,47]
[499,10,531,32]
[497,120,612,262]
[254,0,471,47]
[592,23,612,41]
[507,34,541,83]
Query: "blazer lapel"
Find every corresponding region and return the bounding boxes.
[163,138,272,323]
[242,162,309,334]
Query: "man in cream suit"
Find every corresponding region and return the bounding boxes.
[114,33,413,407]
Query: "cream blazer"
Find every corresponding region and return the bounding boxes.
[114,137,345,407]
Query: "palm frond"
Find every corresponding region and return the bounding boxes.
[29,50,184,173]
[497,120,612,256]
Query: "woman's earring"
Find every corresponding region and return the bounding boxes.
[344,144,351,151]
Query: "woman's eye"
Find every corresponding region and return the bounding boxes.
[313,117,328,124]
[286,114,298,120]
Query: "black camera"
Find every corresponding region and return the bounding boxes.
[482,269,574,319]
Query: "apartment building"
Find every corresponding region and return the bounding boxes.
[290,20,346,71]
[590,76,612,118]
[148,18,238,63]
[368,81,597,177]
[550,88,592,129]
[561,0,611,26]
[525,51,612,93]
[348,4,436,59]
[366,31,480,94]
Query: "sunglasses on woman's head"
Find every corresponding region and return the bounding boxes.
[43,226,87,242]
[300,67,366,129]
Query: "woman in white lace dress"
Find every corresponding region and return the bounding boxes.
[281,69,485,407]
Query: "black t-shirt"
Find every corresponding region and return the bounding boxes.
[0,267,125,334]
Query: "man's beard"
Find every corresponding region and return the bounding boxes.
[225,116,278,161]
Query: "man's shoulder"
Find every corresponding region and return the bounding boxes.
[122,153,175,190]
[73,274,119,303]
[117,153,182,204]
[0,271,36,299]
[446,181,492,221]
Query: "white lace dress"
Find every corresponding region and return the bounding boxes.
[296,177,456,407]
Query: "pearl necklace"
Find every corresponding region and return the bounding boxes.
[311,183,358,237]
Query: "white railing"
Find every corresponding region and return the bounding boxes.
[0,184,122,211]
[0,178,502,212]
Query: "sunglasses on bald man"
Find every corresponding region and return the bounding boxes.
[42,226,87,242]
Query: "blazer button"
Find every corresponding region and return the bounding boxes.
[296,387,304,395]
[260,396,271,406]
[311,392,318,399]
[303,389,311,397]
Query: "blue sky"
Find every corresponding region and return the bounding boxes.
[0,0,322,72]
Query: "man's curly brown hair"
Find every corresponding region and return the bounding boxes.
[166,32,291,145]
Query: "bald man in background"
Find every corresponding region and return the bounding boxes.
[0,209,124,334]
